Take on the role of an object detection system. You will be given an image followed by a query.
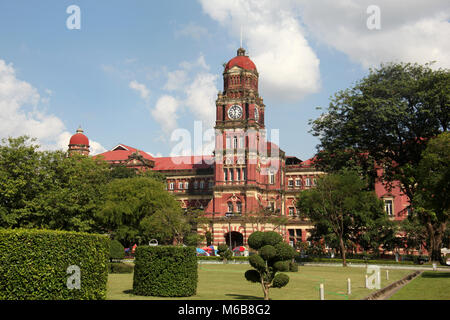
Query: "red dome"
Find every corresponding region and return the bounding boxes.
[69,128,89,146]
[224,48,257,72]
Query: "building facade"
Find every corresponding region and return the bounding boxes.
[70,48,410,249]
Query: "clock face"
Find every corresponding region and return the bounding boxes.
[228,104,243,120]
[254,106,259,121]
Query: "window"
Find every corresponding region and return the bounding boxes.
[194,181,199,189]
[243,168,247,181]
[288,207,295,216]
[169,182,174,190]
[226,136,231,149]
[305,178,311,187]
[239,136,244,149]
[269,202,275,212]
[200,181,205,189]
[227,202,233,213]
[295,179,301,187]
[223,169,228,181]
[233,136,238,149]
[184,182,189,189]
[236,202,242,213]
[384,200,393,216]
[208,180,213,189]
[178,182,183,190]
[237,169,241,181]
[229,168,234,181]
[288,180,294,188]
[313,178,317,186]
[269,171,275,184]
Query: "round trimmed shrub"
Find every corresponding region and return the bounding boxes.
[0,228,109,300]
[248,231,265,250]
[273,261,290,272]
[275,242,296,261]
[260,245,277,261]
[263,231,283,247]
[133,246,197,297]
[245,269,261,283]
[249,254,266,271]
[109,239,125,261]
[272,273,289,288]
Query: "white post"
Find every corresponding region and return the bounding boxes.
[319,283,324,300]
[347,278,351,295]
[432,263,437,271]
[377,270,381,289]
[386,270,389,280]
[365,274,368,288]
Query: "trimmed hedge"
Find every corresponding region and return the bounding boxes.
[133,246,197,297]
[0,228,109,300]
[109,262,134,274]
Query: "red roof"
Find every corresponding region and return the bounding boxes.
[69,133,89,146]
[225,55,257,72]
[153,156,214,171]
[95,144,154,162]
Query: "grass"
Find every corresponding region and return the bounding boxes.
[106,264,413,300]
[389,271,450,300]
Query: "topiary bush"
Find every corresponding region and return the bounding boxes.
[132,246,197,297]
[0,228,109,300]
[244,231,295,300]
[109,239,125,262]
[288,261,299,272]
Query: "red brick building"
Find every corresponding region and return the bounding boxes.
[69,48,410,249]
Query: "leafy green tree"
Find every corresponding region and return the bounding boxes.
[0,136,110,232]
[217,244,232,263]
[412,132,450,262]
[296,170,386,266]
[0,136,42,228]
[245,231,295,300]
[97,177,185,246]
[310,62,449,197]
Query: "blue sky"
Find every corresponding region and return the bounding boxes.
[0,1,448,160]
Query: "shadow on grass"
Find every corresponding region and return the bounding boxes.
[421,272,450,278]
[225,293,263,300]
[123,289,134,295]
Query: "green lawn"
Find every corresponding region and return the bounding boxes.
[389,271,450,300]
[107,264,412,300]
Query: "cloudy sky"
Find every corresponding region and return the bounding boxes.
[0,0,448,159]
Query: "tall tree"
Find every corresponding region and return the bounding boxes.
[0,136,110,231]
[97,177,185,246]
[296,170,386,266]
[310,62,449,197]
[412,132,450,262]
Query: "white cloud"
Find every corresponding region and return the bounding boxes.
[129,80,150,100]
[151,95,180,135]
[295,0,450,68]
[199,0,321,102]
[0,59,106,155]
[185,72,218,127]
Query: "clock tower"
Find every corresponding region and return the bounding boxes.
[212,47,281,218]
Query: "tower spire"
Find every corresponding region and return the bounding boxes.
[240,25,243,49]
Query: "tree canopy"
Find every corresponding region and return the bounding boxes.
[296,170,386,266]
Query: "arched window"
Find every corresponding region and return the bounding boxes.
[227,202,233,213]
[236,202,242,213]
